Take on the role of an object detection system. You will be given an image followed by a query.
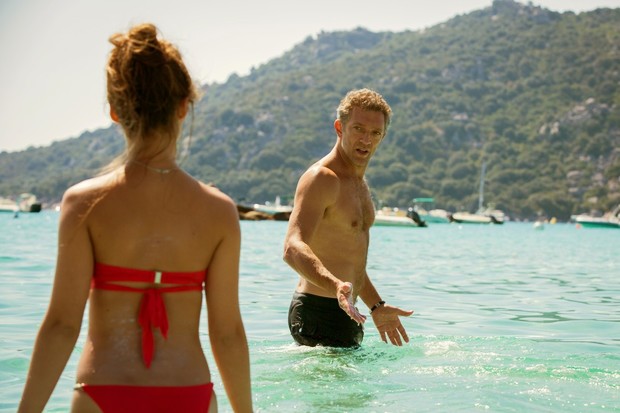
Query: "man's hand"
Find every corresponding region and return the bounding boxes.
[371,304,414,346]
[337,282,367,325]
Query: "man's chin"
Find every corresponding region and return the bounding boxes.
[354,156,371,167]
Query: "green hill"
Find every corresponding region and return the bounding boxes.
[1,0,618,221]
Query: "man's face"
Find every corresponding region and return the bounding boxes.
[336,107,386,168]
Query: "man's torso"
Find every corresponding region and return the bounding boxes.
[298,172,375,298]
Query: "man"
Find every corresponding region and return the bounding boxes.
[283,88,414,348]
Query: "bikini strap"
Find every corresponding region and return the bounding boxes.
[91,281,203,368]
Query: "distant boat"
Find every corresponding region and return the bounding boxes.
[238,196,293,221]
[252,196,293,215]
[450,162,504,225]
[0,197,19,213]
[573,204,620,229]
[411,198,451,224]
[18,193,42,213]
[451,210,504,224]
[374,207,426,227]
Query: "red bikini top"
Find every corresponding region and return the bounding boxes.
[92,262,207,368]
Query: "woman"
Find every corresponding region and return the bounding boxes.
[18,23,252,412]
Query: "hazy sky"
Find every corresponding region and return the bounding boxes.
[1,0,618,152]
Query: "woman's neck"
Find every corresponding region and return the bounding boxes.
[127,139,179,173]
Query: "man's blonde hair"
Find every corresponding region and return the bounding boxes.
[337,88,392,130]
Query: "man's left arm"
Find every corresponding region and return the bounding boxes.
[358,273,414,346]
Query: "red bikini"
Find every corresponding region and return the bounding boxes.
[92,262,206,367]
[77,263,213,412]
[77,383,214,413]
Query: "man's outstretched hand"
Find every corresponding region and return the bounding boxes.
[337,282,367,325]
[371,304,414,346]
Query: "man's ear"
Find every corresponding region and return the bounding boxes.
[334,119,343,138]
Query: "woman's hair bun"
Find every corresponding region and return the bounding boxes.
[106,23,197,138]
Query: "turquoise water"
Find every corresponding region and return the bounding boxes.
[1,211,619,412]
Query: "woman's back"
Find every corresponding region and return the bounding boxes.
[73,167,238,386]
[87,167,229,271]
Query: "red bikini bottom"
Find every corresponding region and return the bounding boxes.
[77,382,214,412]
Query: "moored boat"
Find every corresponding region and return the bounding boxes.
[412,198,451,224]
[451,208,505,224]
[0,197,19,213]
[252,196,293,215]
[450,162,505,224]
[374,207,425,227]
[238,196,292,221]
[18,193,42,213]
[573,204,620,229]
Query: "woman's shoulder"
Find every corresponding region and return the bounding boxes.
[191,180,238,218]
[193,180,232,204]
[62,173,117,205]
[54,173,120,223]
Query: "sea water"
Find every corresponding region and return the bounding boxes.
[0,211,618,412]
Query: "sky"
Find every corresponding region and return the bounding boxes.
[1,0,619,153]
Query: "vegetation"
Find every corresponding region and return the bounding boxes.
[1,0,618,221]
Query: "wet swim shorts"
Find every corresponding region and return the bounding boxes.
[288,291,364,347]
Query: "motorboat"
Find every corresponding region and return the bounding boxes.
[252,196,293,215]
[411,198,451,224]
[238,195,293,221]
[573,204,620,229]
[18,193,42,212]
[374,207,425,227]
[0,197,18,213]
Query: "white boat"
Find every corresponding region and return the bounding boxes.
[451,207,505,224]
[252,196,293,215]
[450,162,504,224]
[451,211,499,224]
[1,193,42,213]
[0,197,19,213]
[373,207,424,227]
[573,204,620,229]
[412,198,451,224]
[18,193,42,212]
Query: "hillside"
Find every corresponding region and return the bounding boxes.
[1,0,618,220]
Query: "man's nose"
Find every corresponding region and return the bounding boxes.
[359,132,372,144]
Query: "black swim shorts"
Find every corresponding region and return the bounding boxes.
[288,291,364,348]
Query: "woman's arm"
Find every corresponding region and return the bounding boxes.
[205,199,253,413]
[18,186,93,412]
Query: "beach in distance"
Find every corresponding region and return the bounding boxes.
[1,212,618,412]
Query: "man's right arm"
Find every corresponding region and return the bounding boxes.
[283,167,366,324]
[283,166,341,294]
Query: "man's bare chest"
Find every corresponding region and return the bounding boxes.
[329,179,375,231]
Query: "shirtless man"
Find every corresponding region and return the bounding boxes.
[283,88,414,347]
